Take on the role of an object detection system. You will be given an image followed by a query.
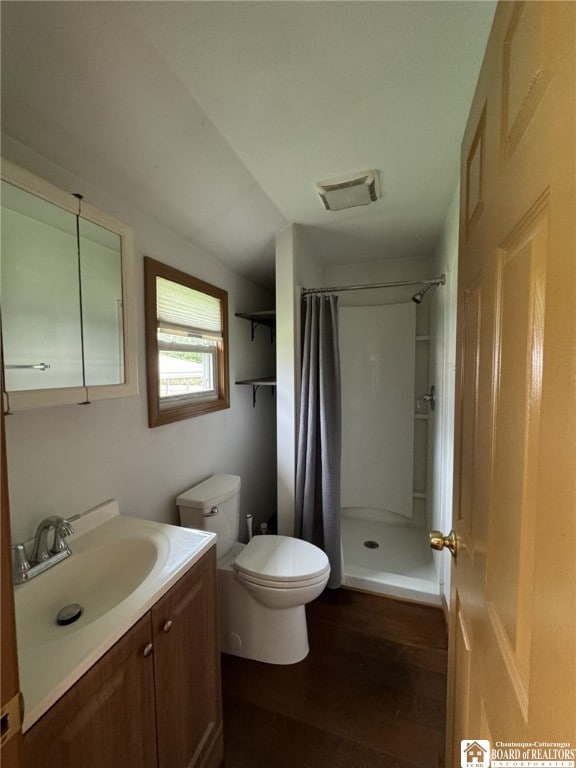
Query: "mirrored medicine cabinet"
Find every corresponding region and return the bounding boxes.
[0,159,138,412]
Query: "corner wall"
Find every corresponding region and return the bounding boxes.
[275,224,325,535]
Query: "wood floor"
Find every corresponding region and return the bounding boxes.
[221,588,448,768]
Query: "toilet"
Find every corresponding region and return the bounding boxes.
[177,474,330,664]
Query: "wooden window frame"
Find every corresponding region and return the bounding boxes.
[144,257,229,427]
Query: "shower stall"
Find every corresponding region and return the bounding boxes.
[276,223,456,609]
[302,271,444,606]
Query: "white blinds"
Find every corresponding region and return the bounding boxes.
[157,277,222,339]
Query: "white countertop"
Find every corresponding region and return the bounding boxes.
[14,500,216,731]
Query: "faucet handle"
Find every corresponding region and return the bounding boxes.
[50,520,74,556]
[12,543,31,584]
[31,516,74,564]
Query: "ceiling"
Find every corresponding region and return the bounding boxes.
[1,1,496,289]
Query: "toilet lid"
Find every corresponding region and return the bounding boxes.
[237,568,330,590]
[234,535,329,583]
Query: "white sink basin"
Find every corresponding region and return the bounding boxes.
[16,537,158,649]
[14,500,216,731]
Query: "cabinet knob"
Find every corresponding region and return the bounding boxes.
[143,643,153,657]
[162,619,173,633]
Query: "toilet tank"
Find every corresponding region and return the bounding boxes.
[177,474,241,559]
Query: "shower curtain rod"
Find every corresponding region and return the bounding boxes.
[301,273,446,296]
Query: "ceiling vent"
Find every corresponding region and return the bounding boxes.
[316,169,381,212]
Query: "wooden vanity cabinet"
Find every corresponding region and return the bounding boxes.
[152,546,222,768]
[22,548,222,768]
[22,614,157,768]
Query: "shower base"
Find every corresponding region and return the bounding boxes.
[341,509,441,605]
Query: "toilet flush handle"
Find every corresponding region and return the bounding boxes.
[203,506,219,517]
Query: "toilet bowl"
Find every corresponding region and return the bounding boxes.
[177,475,330,664]
[235,534,330,609]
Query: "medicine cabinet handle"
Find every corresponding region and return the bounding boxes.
[5,363,51,371]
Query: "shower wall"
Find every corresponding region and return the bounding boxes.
[327,255,435,529]
[340,303,416,518]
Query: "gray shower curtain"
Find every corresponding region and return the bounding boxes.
[295,294,342,589]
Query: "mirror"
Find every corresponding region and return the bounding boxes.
[78,218,124,386]
[0,160,137,410]
[1,180,84,391]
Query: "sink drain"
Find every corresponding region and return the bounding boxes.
[56,603,83,626]
[363,540,379,549]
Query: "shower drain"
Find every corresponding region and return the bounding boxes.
[363,540,380,549]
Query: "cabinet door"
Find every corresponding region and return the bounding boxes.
[22,615,157,768]
[1,179,84,392]
[152,548,223,768]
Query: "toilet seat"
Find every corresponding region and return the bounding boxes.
[234,535,329,586]
[236,567,330,590]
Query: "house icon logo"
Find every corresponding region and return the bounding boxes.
[461,740,491,767]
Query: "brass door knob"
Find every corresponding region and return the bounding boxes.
[429,529,457,558]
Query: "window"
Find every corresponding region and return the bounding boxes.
[144,257,229,426]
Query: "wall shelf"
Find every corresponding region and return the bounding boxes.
[235,311,276,343]
[235,377,276,407]
[236,311,276,406]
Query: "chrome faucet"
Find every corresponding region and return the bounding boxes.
[13,516,75,585]
[31,516,74,564]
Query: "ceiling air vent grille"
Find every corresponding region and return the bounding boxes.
[316,169,381,212]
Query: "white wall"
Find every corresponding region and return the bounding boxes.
[4,136,277,545]
[275,224,325,535]
[429,186,460,605]
[340,303,416,518]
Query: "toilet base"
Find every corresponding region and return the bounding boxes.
[218,568,310,665]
